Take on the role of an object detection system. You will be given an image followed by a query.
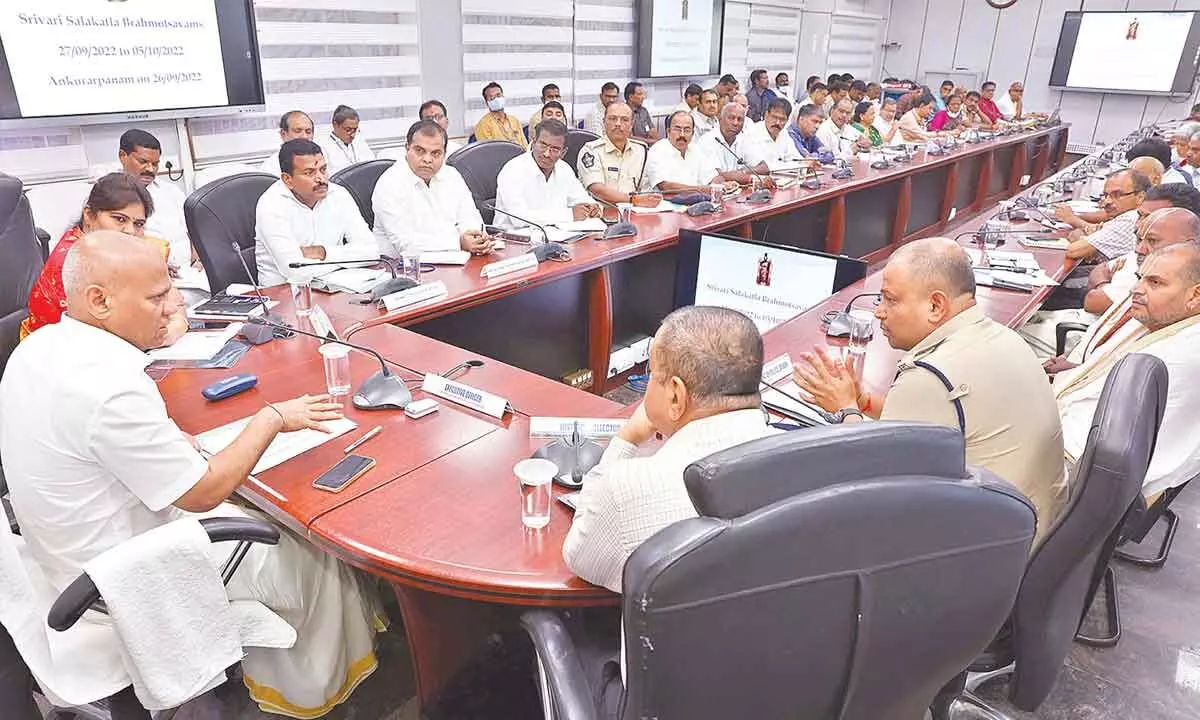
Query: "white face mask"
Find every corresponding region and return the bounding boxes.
[778,84,789,92]
[487,96,506,112]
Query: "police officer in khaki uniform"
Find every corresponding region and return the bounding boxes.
[577,101,649,205]
[792,237,1069,548]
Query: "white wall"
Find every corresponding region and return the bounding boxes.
[882,0,1200,148]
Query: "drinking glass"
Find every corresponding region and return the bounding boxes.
[400,252,422,284]
[291,280,313,317]
[709,182,724,210]
[847,309,873,359]
[515,458,556,529]
[318,343,352,401]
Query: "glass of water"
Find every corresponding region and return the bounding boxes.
[847,309,874,360]
[709,182,724,210]
[318,343,352,402]
[400,252,422,284]
[515,458,556,529]
[291,280,313,317]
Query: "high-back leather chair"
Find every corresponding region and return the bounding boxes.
[565,130,599,177]
[942,353,1168,717]
[446,140,524,224]
[330,159,394,229]
[0,173,43,378]
[184,173,277,293]
[524,423,1036,720]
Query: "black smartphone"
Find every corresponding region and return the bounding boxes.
[312,454,375,493]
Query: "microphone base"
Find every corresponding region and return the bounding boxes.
[352,371,413,410]
[746,190,771,204]
[370,277,419,302]
[601,222,638,241]
[533,439,606,489]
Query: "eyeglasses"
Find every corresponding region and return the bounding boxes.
[1099,189,1139,200]
[533,140,566,155]
[422,113,446,122]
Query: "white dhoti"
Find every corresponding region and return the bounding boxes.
[211,505,384,719]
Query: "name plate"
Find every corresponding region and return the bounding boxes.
[378,281,448,312]
[480,252,537,279]
[422,374,509,418]
[529,417,623,440]
[761,353,794,386]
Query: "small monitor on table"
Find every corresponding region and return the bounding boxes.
[673,230,867,333]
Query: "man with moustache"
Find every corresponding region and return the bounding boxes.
[644,111,739,193]
[1065,169,1151,261]
[117,129,192,271]
[741,98,805,169]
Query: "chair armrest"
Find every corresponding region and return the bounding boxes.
[1055,321,1091,357]
[520,610,600,720]
[47,517,281,632]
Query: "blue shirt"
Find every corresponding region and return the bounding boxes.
[746,87,778,123]
[787,124,824,157]
[934,95,948,112]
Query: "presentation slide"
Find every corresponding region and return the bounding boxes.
[1065,12,1193,92]
[692,235,839,332]
[649,0,716,77]
[0,0,230,118]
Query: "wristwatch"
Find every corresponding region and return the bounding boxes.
[828,407,864,424]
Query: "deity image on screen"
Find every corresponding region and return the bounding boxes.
[682,0,689,21]
[756,253,773,287]
[1126,18,1139,41]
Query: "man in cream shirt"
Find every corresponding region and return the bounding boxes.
[794,237,1068,547]
[564,306,780,592]
[0,231,380,717]
[372,120,492,256]
[1054,242,1200,499]
[260,110,315,176]
[116,129,192,271]
[817,98,871,161]
[494,119,599,230]
[644,112,736,193]
[690,89,720,140]
[254,139,379,286]
[318,104,376,174]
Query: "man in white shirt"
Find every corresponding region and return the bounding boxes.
[494,119,599,230]
[372,120,492,256]
[0,230,380,717]
[254,139,379,286]
[1065,169,1150,261]
[563,306,780,592]
[995,82,1046,122]
[418,100,463,156]
[260,110,314,176]
[674,83,702,114]
[695,102,775,187]
[318,104,376,175]
[817,98,870,161]
[741,98,803,170]
[645,112,737,193]
[585,82,622,136]
[690,88,720,141]
[1055,242,1200,499]
[117,129,192,270]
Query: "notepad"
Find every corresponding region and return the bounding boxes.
[197,417,357,475]
[421,250,471,265]
[148,324,243,362]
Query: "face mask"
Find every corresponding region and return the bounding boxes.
[487,96,505,112]
[778,84,789,92]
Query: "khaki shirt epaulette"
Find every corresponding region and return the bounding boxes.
[577,136,648,196]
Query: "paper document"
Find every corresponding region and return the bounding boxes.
[1019,236,1070,251]
[421,250,471,265]
[1065,200,1101,214]
[975,269,1057,288]
[965,249,1040,271]
[172,266,210,292]
[761,381,830,426]
[621,200,681,214]
[197,417,357,475]
[313,267,388,293]
[148,324,243,361]
[504,226,590,244]
[553,218,607,232]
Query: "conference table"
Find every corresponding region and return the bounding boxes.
[161,122,1078,716]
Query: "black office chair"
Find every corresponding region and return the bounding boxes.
[446,140,524,224]
[0,173,43,379]
[524,423,1037,720]
[330,159,394,229]
[565,130,599,178]
[1112,477,1191,567]
[184,172,278,293]
[937,353,1168,718]
[0,517,280,720]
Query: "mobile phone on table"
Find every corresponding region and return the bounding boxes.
[312,454,375,493]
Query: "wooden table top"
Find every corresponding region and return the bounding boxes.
[160,125,1073,606]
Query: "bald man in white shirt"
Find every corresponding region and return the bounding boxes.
[0,230,380,716]
[372,120,492,256]
[254,139,379,287]
[260,110,315,176]
[494,119,599,231]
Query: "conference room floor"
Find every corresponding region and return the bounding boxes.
[119,443,1200,720]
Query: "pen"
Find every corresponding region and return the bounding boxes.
[344,426,382,454]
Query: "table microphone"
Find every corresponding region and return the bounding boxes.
[285,256,416,301]
[714,141,772,203]
[830,158,854,180]
[531,420,605,489]
[593,197,638,240]
[232,242,291,341]
[481,201,550,244]
[823,292,881,338]
[246,316,413,410]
